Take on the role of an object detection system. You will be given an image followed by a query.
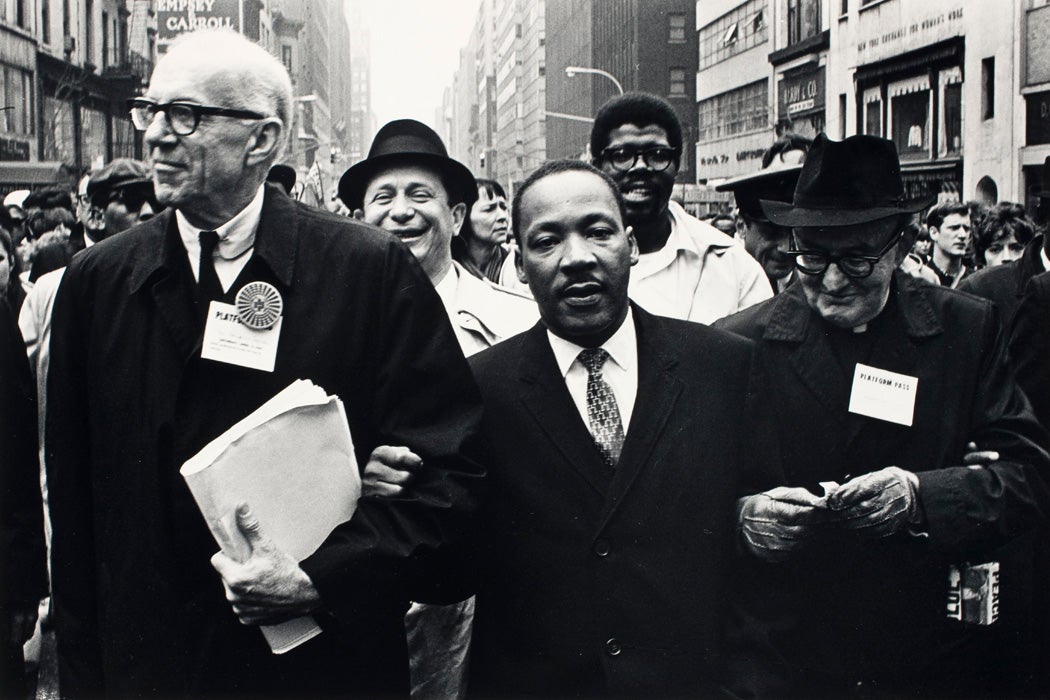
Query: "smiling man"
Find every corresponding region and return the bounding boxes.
[45,30,484,699]
[716,134,1050,698]
[590,93,771,323]
[466,160,775,697]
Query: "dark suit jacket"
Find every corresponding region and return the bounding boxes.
[466,306,776,698]
[46,185,484,698]
[959,235,1047,327]
[1010,270,1050,430]
[716,273,1050,696]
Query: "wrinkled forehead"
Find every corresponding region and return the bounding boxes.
[148,55,240,107]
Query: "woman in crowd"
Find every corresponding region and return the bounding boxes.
[974,202,1036,267]
[452,178,510,283]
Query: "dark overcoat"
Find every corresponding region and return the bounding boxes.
[715,273,1050,697]
[958,235,1047,327]
[45,185,484,699]
[466,306,777,698]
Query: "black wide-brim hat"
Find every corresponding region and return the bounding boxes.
[760,133,934,228]
[338,119,477,211]
[716,163,802,224]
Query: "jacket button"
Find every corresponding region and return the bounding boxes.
[605,638,622,656]
[594,539,610,557]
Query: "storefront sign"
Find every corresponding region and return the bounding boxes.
[856,4,963,65]
[0,137,30,162]
[1026,91,1050,146]
[778,67,825,118]
[696,131,771,181]
[157,0,241,48]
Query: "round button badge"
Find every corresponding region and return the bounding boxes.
[235,281,283,330]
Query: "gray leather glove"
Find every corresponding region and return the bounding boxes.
[826,466,921,538]
[737,486,830,563]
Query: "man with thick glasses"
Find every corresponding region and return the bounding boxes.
[590,93,771,324]
[716,134,1050,698]
[45,29,483,699]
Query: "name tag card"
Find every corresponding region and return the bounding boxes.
[201,301,282,372]
[848,363,918,427]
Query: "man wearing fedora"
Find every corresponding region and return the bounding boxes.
[716,133,1050,697]
[338,119,536,699]
[715,136,809,294]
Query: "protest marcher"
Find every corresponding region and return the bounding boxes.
[925,201,974,287]
[340,118,534,699]
[465,160,776,697]
[972,202,1035,268]
[85,158,158,237]
[0,299,47,700]
[590,93,771,323]
[715,133,1050,698]
[959,215,1049,326]
[452,178,511,284]
[715,136,809,294]
[45,29,483,699]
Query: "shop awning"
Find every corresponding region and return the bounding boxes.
[0,161,74,187]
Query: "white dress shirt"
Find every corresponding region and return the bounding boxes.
[177,184,266,292]
[547,308,638,436]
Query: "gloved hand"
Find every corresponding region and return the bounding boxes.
[826,466,921,538]
[737,486,830,563]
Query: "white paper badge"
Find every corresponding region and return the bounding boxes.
[201,301,282,372]
[848,363,919,427]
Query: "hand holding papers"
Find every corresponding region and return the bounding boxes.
[181,379,361,653]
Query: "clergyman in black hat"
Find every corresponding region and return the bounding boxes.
[715,133,1050,698]
[715,135,809,293]
[339,118,535,698]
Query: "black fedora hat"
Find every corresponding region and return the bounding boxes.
[338,119,477,211]
[760,133,934,228]
[715,138,807,223]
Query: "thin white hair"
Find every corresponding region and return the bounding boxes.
[156,29,293,160]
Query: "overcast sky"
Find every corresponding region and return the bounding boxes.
[353,0,483,129]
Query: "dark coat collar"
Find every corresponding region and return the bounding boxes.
[1013,235,1047,298]
[128,183,299,295]
[763,270,943,343]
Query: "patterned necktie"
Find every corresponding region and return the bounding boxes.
[578,347,625,469]
[198,230,223,303]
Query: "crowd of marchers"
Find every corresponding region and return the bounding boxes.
[2,26,1049,700]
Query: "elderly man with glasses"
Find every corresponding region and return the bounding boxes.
[715,134,1050,699]
[589,93,771,323]
[45,29,483,699]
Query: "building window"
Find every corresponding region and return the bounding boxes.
[669,13,686,43]
[0,64,34,135]
[697,79,768,142]
[889,78,930,159]
[982,57,995,120]
[669,68,687,97]
[102,11,109,67]
[41,0,50,43]
[281,45,293,74]
[699,0,768,69]
[943,82,962,154]
[787,0,822,46]
[862,87,882,136]
[840,0,848,14]
[839,93,847,137]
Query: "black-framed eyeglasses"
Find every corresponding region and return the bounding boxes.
[600,146,679,173]
[787,230,904,279]
[127,98,267,136]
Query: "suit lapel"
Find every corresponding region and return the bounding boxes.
[143,214,202,364]
[598,308,683,531]
[516,325,612,496]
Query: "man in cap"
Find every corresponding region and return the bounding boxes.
[339,118,535,699]
[45,29,482,698]
[589,93,771,323]
[85,158,158,238]
[465,160,775,697]
[716,133,1050,698]
[715,137,808,294]
[340,118,537,358]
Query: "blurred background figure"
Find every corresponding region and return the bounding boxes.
[911,225,933,262]
[4,190,29,237]
[86,159,158,239]
[452,178,510,283]
[0,210,26,312]
[926,201,974,287]
[973,202,1036,268]
[25,210,76,285]
[266,164,297,196]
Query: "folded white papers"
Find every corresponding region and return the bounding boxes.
[181,379,361,653]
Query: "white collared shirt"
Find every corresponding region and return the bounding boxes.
[177,184,266,292]
[628,201,772,323]
[547,308,638,435]
[1041,247,1049,273]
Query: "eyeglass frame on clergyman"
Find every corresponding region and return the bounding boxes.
[599,146,680,173]
[127,98,267,137]
[787,229,905,279]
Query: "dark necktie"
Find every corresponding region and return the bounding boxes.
[197,230,224,303]
[578,347,625,469]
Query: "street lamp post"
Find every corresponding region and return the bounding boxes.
[565,66,624,95]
